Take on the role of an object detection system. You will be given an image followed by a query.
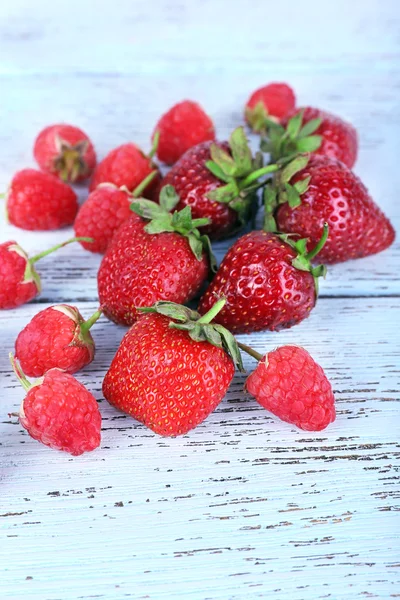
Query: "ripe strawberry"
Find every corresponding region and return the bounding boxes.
[10,355,101,455]
[98,186,214,326]
[15,305,102,377]
[264,154,395,264]
[245,82,296,131]
[244,345,336,431]
[5,169,78,230]
[74,171,157,253]
[103,298,243,436]
[33,124,96,183]
[158,127,278,239]
[89,141,161,196]
[152,100,215,165]
[261,107,358,168]
[198,225,328,334]
[0,237,91,310]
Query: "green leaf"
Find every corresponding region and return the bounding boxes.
[284,183,302,208]
[252,151,264,171]
[159,185,180,212]
[202,324,223,348]
[207,181,239,203]
[245,102,269,132]
[280,154,310,184]
[210,144,237,177]
[213,325,245,372]
[187,235,204,261]
[172,205,192,231]
[294,237,308,254]
[298,117,322,138]
[286,110,303,140]
[293,175,311,196]
[138,301,199,322]
[130,199,165,220]
[205,160,232,183]
[263,212,278,232]
[144,216,175,234]
[229,127,252,176]
[200,235,217,273]
[296,135,323,153]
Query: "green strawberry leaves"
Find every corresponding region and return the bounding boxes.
[260,109,323,163]
[138,298,245,372]
[131,185,216,270]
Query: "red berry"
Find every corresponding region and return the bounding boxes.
[74,184,132,253]
[15,305,101,377]
[34,124,96,183]
[275,155,395,264]
[11,359,101,456]
[284,107,358,168]
[89,143,161,196]
[103,311,235,436]
[245,345,336,431]
[245,83,296,130]
[97,213,209,326]
[199,229,325,333]
[153,100,215,165]
[6,169,78,230]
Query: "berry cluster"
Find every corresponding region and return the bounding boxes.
[2,86,395,455]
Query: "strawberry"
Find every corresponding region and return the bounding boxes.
[15,305,102,377]
[261,107,358,168]
[243,344,336,431]
[157,127,278,239]
[198,224,328,334]
[89,140,161,196]
[103,298,243,436]
[245,82,296,131]
[264,154,395,264]
[74,171,157,253]
[10,355,101,455]
[98,186,215,326]
[33,123,96,183]
[152,100,215,165]
[0,237,91,310]
[5,169,78,230]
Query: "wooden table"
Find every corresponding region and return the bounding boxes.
[1,1,399,598]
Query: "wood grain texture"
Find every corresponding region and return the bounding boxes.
[0,1,399,599]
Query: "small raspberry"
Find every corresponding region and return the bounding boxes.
[153,100,215,165]
[10,356,101,456]
[245,83,296,130]
[245,345,335,431]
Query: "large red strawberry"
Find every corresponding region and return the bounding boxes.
[89,141,161,196]
[245,82,296,131]
[157,127,278,240]
[0,237,91,310]
[34,123,96,183]
[103,298,243,436]
[10,355,101,455]
[98,186,215,326]
[264,154,395,264]
[198,225,328,334]
[152,100,215,165]
[74,171,157,253]
[5,169,78,230]
[15,304,102,377]
[242,344,336,431]
[261,107,358,168]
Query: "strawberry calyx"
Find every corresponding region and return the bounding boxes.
[260,109,323,162]
[278,224,329,293]
[138,297,245,372]
[263,154,311,232]
[54,134,90,182]
[131,185,216,271]
[245,101,278,133]
[205,126,279,226]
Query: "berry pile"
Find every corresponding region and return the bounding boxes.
[2,88,395,455]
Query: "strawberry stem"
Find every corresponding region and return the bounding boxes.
[239,164,279,189]
[30,237,93,264]
[237,342,263,362]
[148,130,160,159]
[80,307,103,333]
[132,170,158,198]
[197,297,227,324]
[9,353,31,391]
[306,222,329,260]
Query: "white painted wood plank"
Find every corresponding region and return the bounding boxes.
[0,71,398,298]
[1,298,399,599]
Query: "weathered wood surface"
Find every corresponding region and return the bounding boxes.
[0,1,399,599]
